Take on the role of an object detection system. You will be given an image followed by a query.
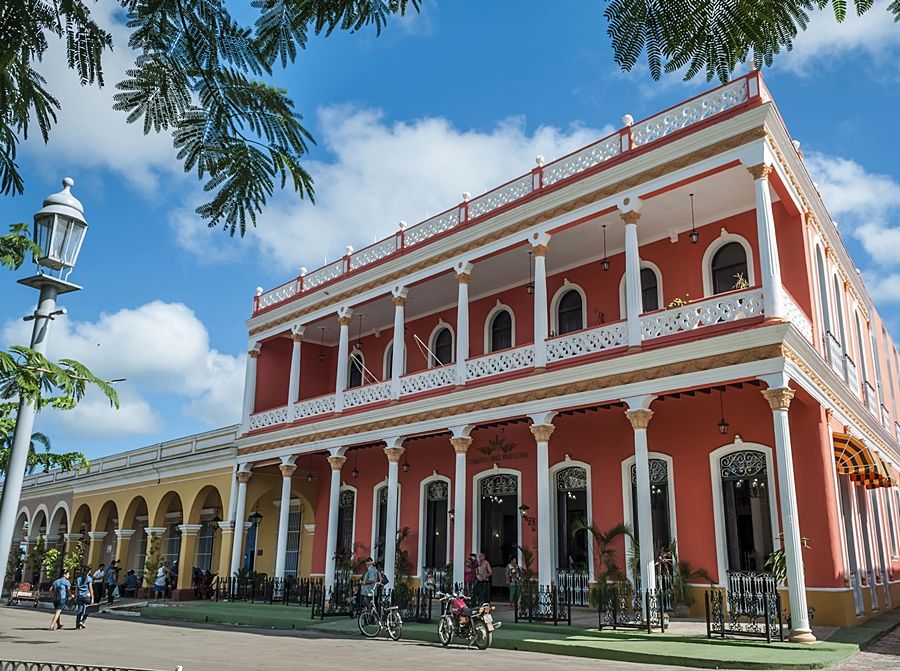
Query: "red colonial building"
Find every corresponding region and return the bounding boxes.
[232,72,900,640]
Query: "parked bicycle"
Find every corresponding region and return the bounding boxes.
[436,591,501,650]
[357,587,403,641]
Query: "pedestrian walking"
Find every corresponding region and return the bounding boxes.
[464,553,477,595]
[92,564,106,602]
[49,569,71,631]
[475,552,492,605]
[505,556,522,608]
[153,561,169,601]
[74,565,94,630]
[13,562,23,586]
[105,560,119,604]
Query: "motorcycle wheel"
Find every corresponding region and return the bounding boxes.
[386,609,403,641]
[358,610,381,638]
[437,615,454,647]
[472,621,492,650]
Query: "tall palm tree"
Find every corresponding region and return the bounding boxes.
[0,431,86,477]
[571,517,633,606]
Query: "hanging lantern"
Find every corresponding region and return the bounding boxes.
[689,193,699,244]
[601,224,610,271]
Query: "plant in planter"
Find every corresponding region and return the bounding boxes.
[571,517,632,608]
[765,534,811,585]
[667,294,691,309]
[142,534,162,592]
[629,539,713,617]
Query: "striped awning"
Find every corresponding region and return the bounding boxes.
[834,432,896,489]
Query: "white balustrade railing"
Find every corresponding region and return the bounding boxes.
[293,394,336,420]
[631,78,750,146]
[783,293,814,344]
[342,381,391,409]
[248,405,289,430]
[547,322,627,362]
[845,355,859,399]
[865,382,879,416]
[468,175,533,219]
[400,366,457,396]
[640,289,763,340]
[253,74,762,313]
[465,345,535,381]
[825,332,844,379]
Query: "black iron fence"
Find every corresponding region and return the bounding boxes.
[705,570,784,643]
[213,575,322,606]
[514,583,572,625]
[597,586,667,633]
[555,569,590,607]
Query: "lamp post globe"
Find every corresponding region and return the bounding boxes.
[0,178,87,597]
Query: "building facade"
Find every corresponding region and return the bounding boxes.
[8,72,900,639]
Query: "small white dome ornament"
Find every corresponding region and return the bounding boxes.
[535,155,545,167]
[398,220,407,231]
[622,114,634,127]
[299,267,307,277]
[345,245,354,256]
[255,287,263,296]
[462,191,471,202]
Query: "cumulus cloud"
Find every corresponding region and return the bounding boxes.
[2,301,244,437]
[781,1,900,75]
[183,107,611,273]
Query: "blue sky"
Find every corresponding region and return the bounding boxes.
[3,1,900,461]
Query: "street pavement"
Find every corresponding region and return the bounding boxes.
[0,607,693,671]
[832,625,900,670]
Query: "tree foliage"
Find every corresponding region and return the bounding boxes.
[1,0,420,236]
[605,0,900,83]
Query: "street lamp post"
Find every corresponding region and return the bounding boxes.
[0,178,87,594]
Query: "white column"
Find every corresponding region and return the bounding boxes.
[240,343,261,432]
[287,326,304,408]
[274,458,297,580]
[532,237,550,367]
[450,430,473,586]
[625,401,655,612]
[749,164,785,319]
[761,382,815,643]
[455,263,473,385]
[622,210,643,348]
[529,414,556,585]
[334,308,353,412]
[324,454,346,593]
[391,288,408,398]
[383,439,405,586]
[229,469,252,577]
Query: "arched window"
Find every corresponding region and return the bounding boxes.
[373,484,388,563]
[815,246,832,335]
[855,312,870,383]
[711,242,748,294]
[348,351,364,388]
[336,489,355,560]
[489,310,513,352]
[719,450,773,571]
[630,459,672,554]
[384,343,394,380]
[432,327,453,366]
[641,268,659,312]
[556,467,589,570]
[557,290,584,335]
[422,480,449,570]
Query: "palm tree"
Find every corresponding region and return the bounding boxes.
[0,431,87,477]
[571,517,633,607]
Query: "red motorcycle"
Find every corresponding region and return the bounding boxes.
[436,591,501,650]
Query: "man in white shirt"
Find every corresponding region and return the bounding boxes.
[360,557,380,608]
[92,564,106,602]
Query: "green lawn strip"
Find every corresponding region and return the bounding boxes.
[309,619,856,670]
[140,602,317,629]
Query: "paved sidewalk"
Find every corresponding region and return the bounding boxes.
[832,625,900,670]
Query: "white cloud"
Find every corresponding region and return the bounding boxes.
[206,106,612,273]
[805,152,900,266]
[781,1,900,75]
[866,272,900,304]
[2,301,244,437]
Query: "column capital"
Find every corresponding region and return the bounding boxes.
[625,408,654,430]
[747,163,773,180]
[337,306,354,325]
[456,270,472,284]
[450,436,473,454]
[392,295,408,307]
[145,527,167,537]
[279,463,297,478]
[392,285,409,304]
[762,387,795,411]
[217,521,235,533]
[384,446,406,463]
[290,324,305,342]
[87,531,107,541]
[327,455,346,471]
[338,315,353,326]
[248,343,262,359]
[177,524,203,536]
[529,423,555,442]
[236,470,253,484]
[619,210,641,225]
[114,529,136,539]
[64,533,82,542]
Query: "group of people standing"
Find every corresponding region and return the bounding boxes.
[463,553,523,607]
[46,560,142,631]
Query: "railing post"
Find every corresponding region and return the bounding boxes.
[532,156,544,191]
[620,114,634,152]
[461,192,470,223]
[343,246,353,274]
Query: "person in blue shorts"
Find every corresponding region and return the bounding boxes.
[74,565,94,630]
[49,569,71,631]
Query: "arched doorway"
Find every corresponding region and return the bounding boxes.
[122,497,150,579]
[152,492,184,584]
[95,501,119,567]
[475,470,520,592]
[188,486,225,574]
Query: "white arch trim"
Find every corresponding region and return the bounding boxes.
[49,501,71,535]
[550,282,587,337]
[709,440,780,586]
[549,458,595,581]
[370,480,401,561]
[471,467,523,563]
[339,483,359,552]
[31,504,50,530]
[620,452,678,582]
[427,320,455,367]
[417,473,452,580]
[15,506,30,538]
[618,261,664,319]
[701,231,756,297]
[483,301,516,353]
[382,341,407,380]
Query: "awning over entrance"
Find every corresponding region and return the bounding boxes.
[833,433,895,489]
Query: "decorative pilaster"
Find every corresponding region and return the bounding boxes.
[241,342,262,432]
[391,288,408,399]
[529,418,556,585]
[760,383,814,643]
[176,524,202,587]
[216,521,235,578]
[383,440,405,585]
[230,469,252,577]
[287,326,304,407]
[324,454,346,592]
[274,459,297,579]
[531,235,550,367]
[450,433,472,585]
[334,308,353,413]
[625,402,655,614]
[113,529,135,565]
[747,163,785,320]
[86,531,107,569]
[621,209,643,348]
[455,263,473,385]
